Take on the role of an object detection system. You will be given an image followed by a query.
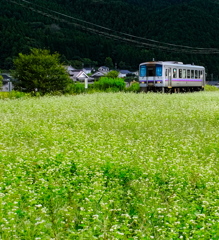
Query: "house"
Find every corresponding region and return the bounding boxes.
[132,70,139,76]
[0,73,14,92]
[66,65,75,72]
[118,70,133,78]
[90,71,106,80]
[98,66,109,73]
[65,65,76,78]
[70,69,90,82]
[83,67,93,75]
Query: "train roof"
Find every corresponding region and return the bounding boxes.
[140,61,205,69]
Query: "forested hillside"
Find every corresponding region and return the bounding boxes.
[1,0,219,78]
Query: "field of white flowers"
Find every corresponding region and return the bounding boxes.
[1,92,219,240]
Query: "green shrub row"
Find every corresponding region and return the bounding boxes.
[93,77,126,91]
[204,84,219,91]
[1,83,217,99]
[66,78,140,94]
[0,91,30,99]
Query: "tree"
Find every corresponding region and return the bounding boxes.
[104,57,114,69]
[106,70,119,79]
[13,48,72,94]
[118,61,126,69]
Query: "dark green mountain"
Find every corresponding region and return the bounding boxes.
[1,0,219,78]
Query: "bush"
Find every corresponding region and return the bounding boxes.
[93,77,125,91]
[105,70,119,79]
[125,82,140,92]
[204,84,219,91]
[0,91,30,99]
[67,82,87,94]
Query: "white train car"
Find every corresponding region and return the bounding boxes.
[139,61,205,92]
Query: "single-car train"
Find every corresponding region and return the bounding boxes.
[139,61,205,92]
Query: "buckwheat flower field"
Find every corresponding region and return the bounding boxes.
[1,92,219,239]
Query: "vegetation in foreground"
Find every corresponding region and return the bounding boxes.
[1,92,219,239]
[0,83,217,99]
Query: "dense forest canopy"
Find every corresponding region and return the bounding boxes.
[1,0,219,79]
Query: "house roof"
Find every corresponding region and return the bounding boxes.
[83,67,93,71]
[99,66,108,69]
[98,66,109,73]
[1,73,12,81]
[91,71,105,77]
[66,65,75,71]
[70,70,89,80]
[119,70,132,74]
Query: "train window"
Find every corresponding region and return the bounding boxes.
[187,70,190,78]
[148,67,155,76]
[200,71,203,78]
[173,68,177,78]
[165,69,168,77]
[195,70,198,78]
[179,69,182,78]
[140,65,146,77]
[191,70,194,78]
[183,69,186,78]
[156,65,162,76]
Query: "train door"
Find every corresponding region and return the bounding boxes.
[167,68,172,88]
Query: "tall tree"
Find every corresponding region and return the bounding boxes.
[104,57,114,69]
[13,48,72,94]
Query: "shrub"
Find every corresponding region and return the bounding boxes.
[105,70,119,79]
[0,91,30,99]
[125,82,140,92]
[67,82,86,94]
[204,84,219,91]
[93,77,125,91]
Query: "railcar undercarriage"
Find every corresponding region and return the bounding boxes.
[140,86,204,93]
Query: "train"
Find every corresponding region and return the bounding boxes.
[139,61,205,92]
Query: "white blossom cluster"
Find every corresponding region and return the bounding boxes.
[1,92,219,239]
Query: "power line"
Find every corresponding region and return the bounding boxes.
[6,0,219,54]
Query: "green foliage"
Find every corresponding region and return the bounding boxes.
[93,77,125,91]
[82,58,98,68]
[69,59,83,69]
[125,82,140,92]
[13,48,72,94]
[104,57,114,69]
[105,70,119,78]
[204,84,219,91]
[2,92,219,239]
[0,91,30,99]
[67,82,86,94]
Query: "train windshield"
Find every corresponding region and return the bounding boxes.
[140,64,162,77]
[139,65,146,77]
[156,65,162,76]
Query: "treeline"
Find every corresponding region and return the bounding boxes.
[1,0,219,78]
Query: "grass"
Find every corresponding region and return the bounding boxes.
[204,84,219,91]
[1,91,219,239]
[0,91,30,99]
